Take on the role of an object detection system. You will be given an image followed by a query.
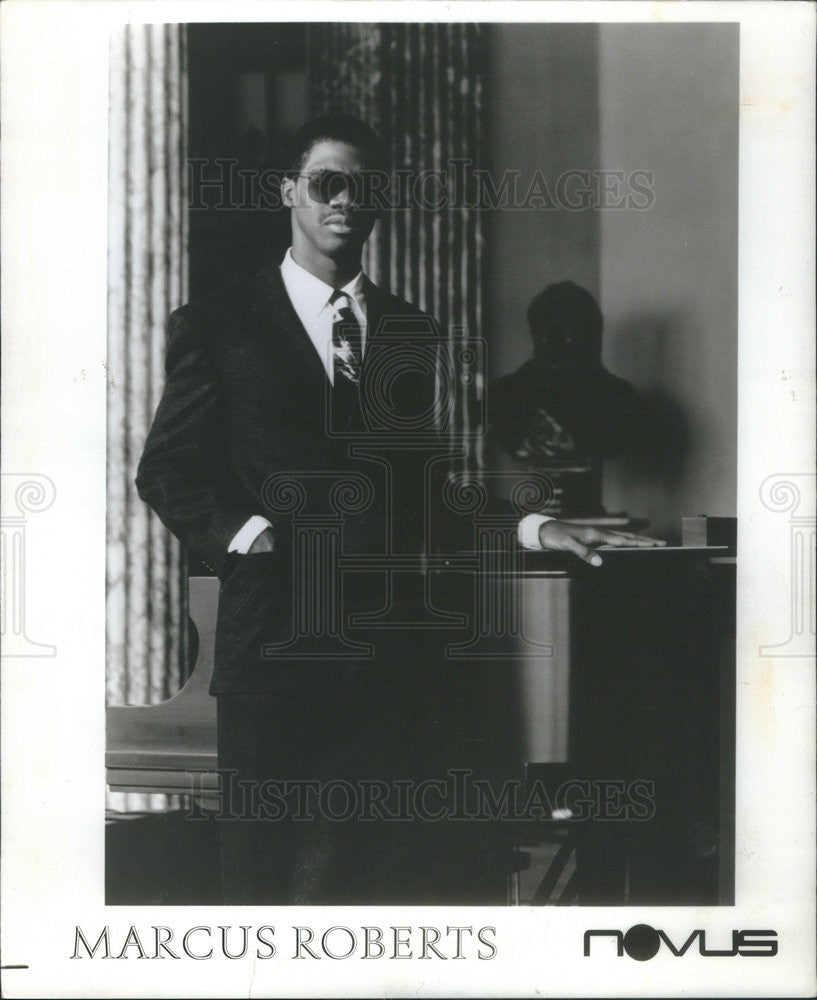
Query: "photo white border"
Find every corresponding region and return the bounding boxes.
[1,2,814,997]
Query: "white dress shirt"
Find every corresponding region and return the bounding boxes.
[517,512,554,548]
[279,248,368,383]
[228,249,552,554]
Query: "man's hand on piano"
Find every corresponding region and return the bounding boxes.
[537,520,666,567]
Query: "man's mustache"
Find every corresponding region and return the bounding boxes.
[324,212,370,225]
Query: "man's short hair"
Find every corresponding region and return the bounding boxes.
[287,114,387,175]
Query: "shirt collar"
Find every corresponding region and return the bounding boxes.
[280,248,366,325]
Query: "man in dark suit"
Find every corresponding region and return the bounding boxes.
[137,114,663,903]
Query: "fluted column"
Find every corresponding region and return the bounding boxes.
[107,24,189,811]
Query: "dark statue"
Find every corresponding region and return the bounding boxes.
[490,281,645,516]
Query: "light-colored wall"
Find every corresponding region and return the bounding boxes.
[597,24,739,537]
[487,24,600,377]
[486,23,738,537]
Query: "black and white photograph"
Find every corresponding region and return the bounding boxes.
[1,2,814,997]
[104,18,739,911]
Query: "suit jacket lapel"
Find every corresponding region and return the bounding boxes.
[250,263,401,387]
[363,277,388,349]
[251,259,329,390]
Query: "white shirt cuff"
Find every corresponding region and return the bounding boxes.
[228,515,273,554]
[517,513,555,550]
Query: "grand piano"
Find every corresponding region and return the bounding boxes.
[107,516,735,904]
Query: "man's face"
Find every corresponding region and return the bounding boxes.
[282,139,378,264]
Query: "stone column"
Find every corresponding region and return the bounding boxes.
[107,24,189,811]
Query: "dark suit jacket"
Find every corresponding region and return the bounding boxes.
[136,258,441,694]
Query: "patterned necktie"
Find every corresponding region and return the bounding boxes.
[330,291,364,430]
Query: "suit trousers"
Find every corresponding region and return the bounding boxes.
[216,637,513,905]
[216,679,366,905]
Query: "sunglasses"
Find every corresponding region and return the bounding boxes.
[294,169,374,207]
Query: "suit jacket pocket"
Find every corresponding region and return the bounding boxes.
[216,551,293,662]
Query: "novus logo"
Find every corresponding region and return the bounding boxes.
[584,924,778,960]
